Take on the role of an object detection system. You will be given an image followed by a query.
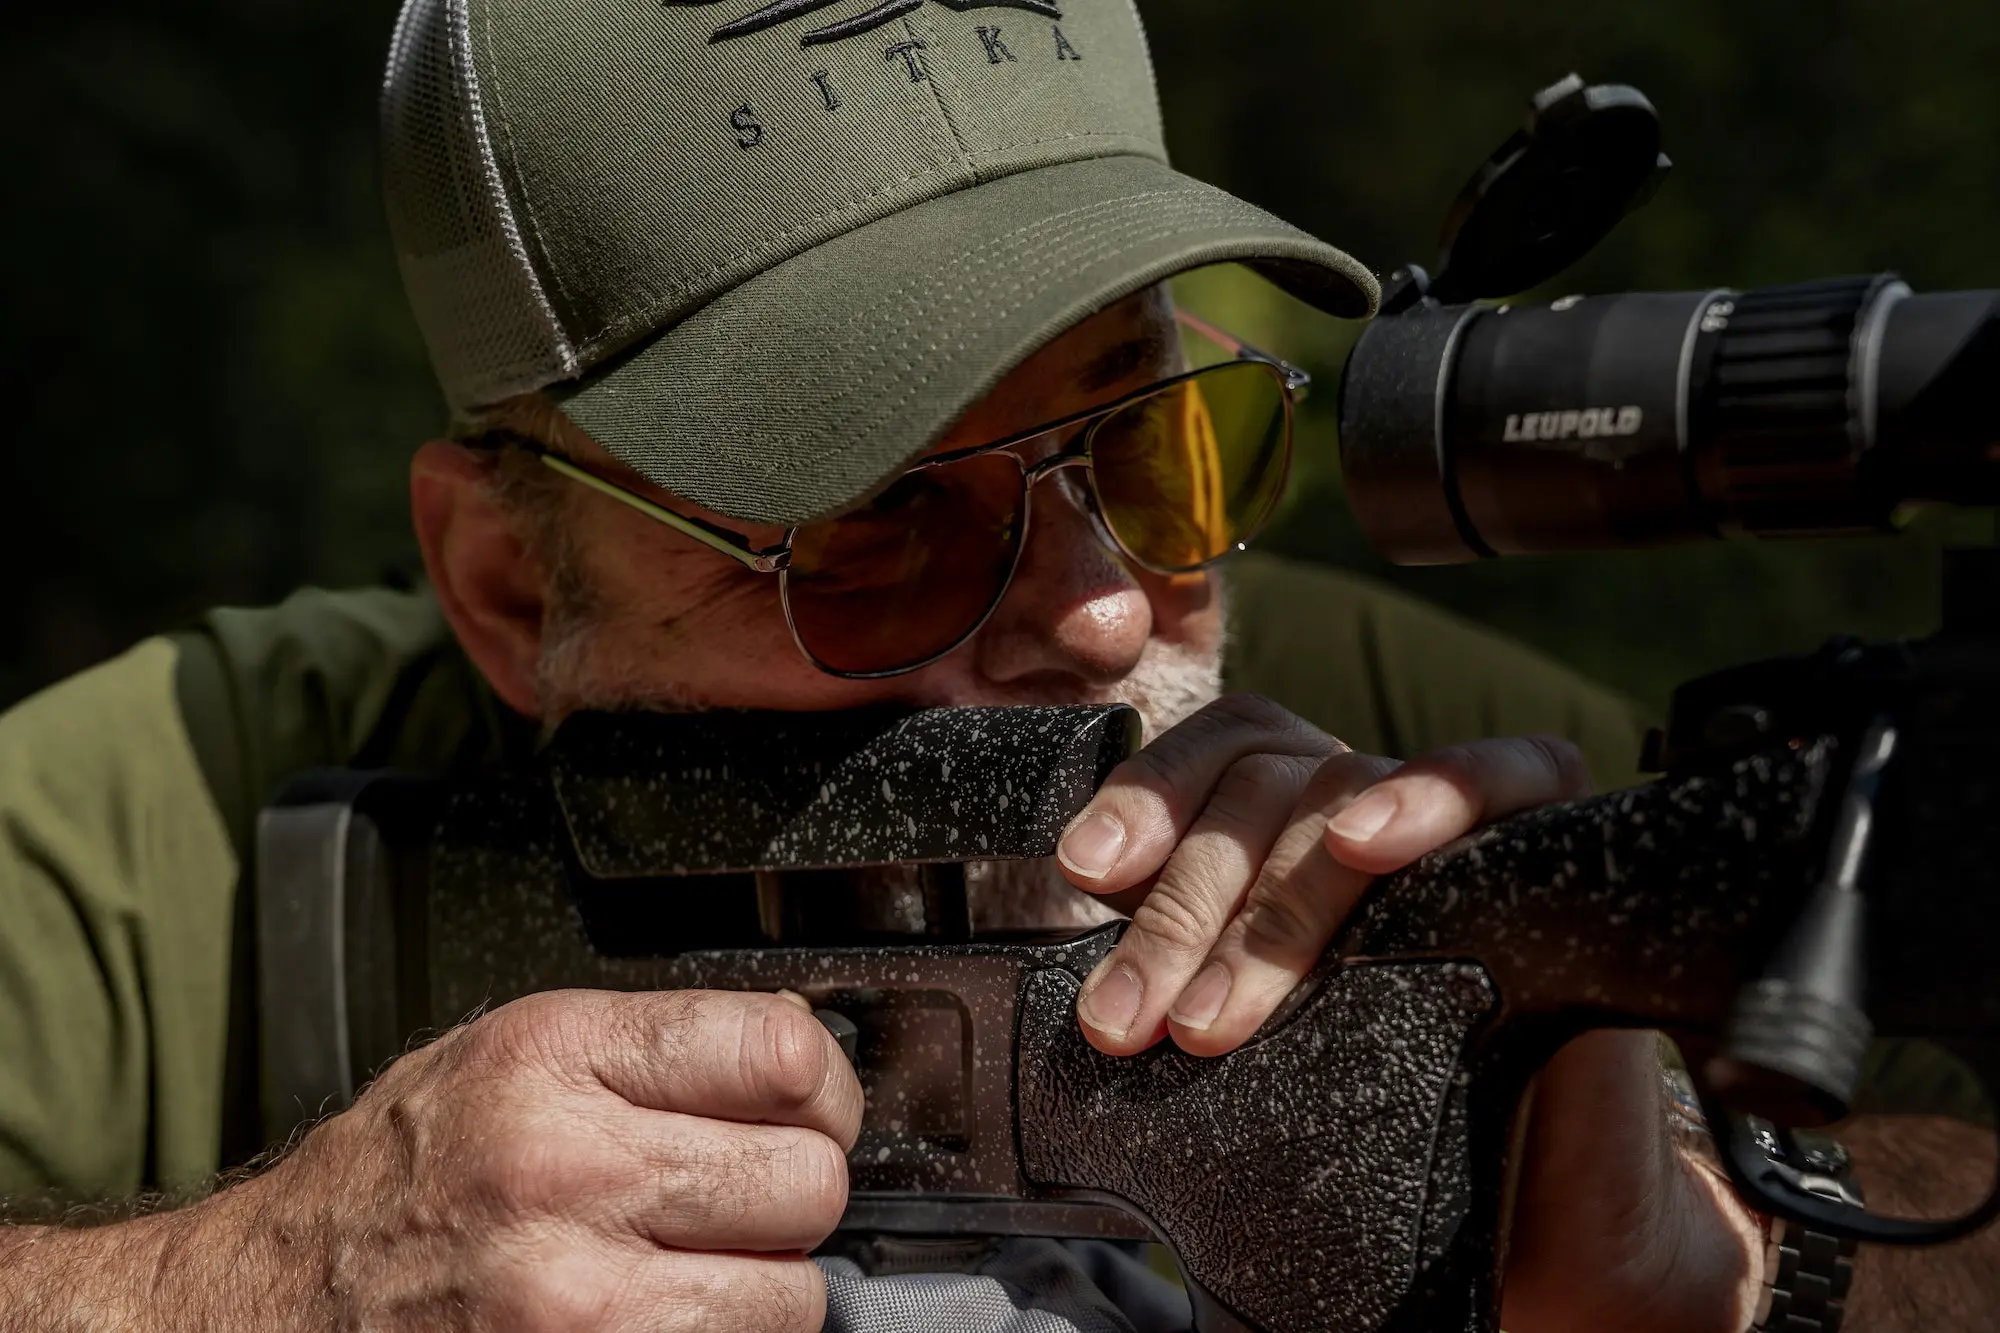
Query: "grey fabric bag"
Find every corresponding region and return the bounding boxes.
[818,1238,1192,1333]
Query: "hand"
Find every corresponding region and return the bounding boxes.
[179,989,862,1332]
[1054,694,1584,1054]
[1055,694,1762,1333]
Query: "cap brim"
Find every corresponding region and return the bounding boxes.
[554,154,1378,526]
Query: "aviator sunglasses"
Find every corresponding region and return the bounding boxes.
[513,312,1309,679]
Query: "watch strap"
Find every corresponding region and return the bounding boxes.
[1752,1215,1858,1332]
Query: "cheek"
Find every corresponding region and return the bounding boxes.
[556,523,788,689]
[574,545,913,711]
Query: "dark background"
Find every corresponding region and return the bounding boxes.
[6,0,1998,712]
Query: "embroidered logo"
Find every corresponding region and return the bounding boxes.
[663,0,1063,48]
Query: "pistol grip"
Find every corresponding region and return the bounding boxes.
[1016,961,1501,1333]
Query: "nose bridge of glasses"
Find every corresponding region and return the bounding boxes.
[1019,449,1121,561]
[1025,452,1093,485]
[1024,451,1103,533]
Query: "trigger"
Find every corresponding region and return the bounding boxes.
[816,1009,861,1065]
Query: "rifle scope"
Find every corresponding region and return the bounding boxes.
[1333,75,1999,563]
[1338,278,2000,564]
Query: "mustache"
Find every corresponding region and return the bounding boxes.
[538,620,1223,743]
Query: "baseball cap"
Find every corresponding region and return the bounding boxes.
[381,0,1378,526]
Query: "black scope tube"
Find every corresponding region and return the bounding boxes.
[1338,277,2000,565]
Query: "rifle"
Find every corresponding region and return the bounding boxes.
[253,76,2000,1332]
[255,643,2000,1332]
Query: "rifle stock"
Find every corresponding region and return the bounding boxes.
[256,703,1998,1332]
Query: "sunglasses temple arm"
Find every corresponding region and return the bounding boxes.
[534,453,787,573]
[1174,310,1313,398]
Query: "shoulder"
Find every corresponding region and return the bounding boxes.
[3,584,480,864]
[0,637,229,898]
[0,636,240,1197]
[0,586,502,1197]
[1222,553,1654,791]
[184,583,460,765]
[175,584,509,855]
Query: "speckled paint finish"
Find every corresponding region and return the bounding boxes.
[1340,740,1834,1021]
[1018,960,1497,1333]
[548,705,1141,875]
[407,735,1854,1331]
[285,705,1897,1333]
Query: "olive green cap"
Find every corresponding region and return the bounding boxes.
[382,0,1378,525]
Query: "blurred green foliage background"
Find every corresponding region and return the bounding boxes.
[6,1,1998,712]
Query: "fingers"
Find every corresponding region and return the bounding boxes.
[1074,748,1387,1054]
[332,991,845,1332]
[1056,695,1343,897]
[599,1112,850,1253]
[1162,752,1401,1055]
[1076,722,1591,1059]
[579,990,865,1151]
[1181,736,1585,1053]
[646,1252,828,1333]
[1323,735,1591,875]
[541,1248,827,1333]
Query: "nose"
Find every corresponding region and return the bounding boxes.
[971,470,1152,687]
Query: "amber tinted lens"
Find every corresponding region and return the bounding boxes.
[784,453,1025,677]
[1089,360,1290,573]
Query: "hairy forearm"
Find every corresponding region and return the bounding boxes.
[0,1208,200,1332]
[1840,1116,2000,1331]
[0,1171,324,1333]
[1851,1237,2000,1333]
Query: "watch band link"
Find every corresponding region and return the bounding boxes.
[1752,1212,1859,1332]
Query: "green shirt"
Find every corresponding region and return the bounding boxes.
[0,554,1650,1205]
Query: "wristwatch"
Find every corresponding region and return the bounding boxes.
[1747,1125,1862,1333]
[1753,1211,1859,1333]
[1662,1072,1861,1333]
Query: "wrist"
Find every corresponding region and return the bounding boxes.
[1663,1067,1773,1331]
[167,1163,333,1332]
[57,1168,329,1333]
[1671,1140,1773,1333]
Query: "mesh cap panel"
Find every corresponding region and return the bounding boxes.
[382,0,575,410]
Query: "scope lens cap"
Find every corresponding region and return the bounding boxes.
[1430,74,1672,304]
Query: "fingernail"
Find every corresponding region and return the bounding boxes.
[1328,788,1398,843]
[1079,963,1143,1037]
[775,990,813,1011]
[1059,811,1126,880]
[1169,962,1233,1031]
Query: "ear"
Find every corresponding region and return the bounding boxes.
[410,440,548,719]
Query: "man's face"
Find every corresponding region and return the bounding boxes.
[521,285,1225,730]
[414,284,1229,927]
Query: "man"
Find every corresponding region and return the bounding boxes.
[0,1,1979,1330]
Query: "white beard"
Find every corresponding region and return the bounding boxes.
[966,635,1222,932]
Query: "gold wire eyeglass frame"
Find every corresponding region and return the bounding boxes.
[515,311,1310,679]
